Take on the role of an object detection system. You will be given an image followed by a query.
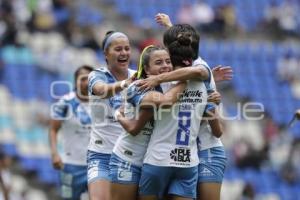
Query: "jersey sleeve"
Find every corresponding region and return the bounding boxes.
[195,59,218,112]
[126,83,149,107]
[193,57,216,91]
[88,69,109,95]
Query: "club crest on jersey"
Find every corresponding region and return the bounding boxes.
[170,147,191,163]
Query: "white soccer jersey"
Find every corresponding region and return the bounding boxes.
[88,67,136,154]
[193,56,216,90]
[144,79,209,168]
[194,56,224,151]
[52,92,91,166]
[113,83,161,166]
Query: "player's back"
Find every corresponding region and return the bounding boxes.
[144,79,208,168]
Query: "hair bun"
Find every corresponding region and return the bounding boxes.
[177,33,192,46]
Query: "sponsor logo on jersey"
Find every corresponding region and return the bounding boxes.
[95,140,103,145]
[124,150,133,156]
[170,147,191,163]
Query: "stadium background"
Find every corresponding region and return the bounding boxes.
[0,0,299,199]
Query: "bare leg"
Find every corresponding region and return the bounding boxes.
[110,183,138,200]
[88,180,110,200]
[138,195,158,200]
[197,183,222,200]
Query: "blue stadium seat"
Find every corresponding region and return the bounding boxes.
[1,143,17,156]
[53,8,70,23]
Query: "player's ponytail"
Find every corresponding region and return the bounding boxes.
[137,45,155,79]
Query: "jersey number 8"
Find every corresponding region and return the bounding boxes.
[176,111,191,146]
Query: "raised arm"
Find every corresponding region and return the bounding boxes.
[136,66,209,91]
[155,13,173,28]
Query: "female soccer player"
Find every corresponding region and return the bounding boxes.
[137,24,212,200]
[110,45,187,200]
[148,13,230,200]
[49,65,93,200]
[87,31,136,200]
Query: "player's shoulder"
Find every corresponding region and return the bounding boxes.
[193,56,210,68]
[93,66,110,74]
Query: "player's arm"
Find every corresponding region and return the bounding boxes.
[89,70,134,98]
[207,90,221,105]
[136,66,209,91]
[207,110,223,138]
[49,120,64,169]
[203,91,223,137]
[139,81,186,108]
[92,79,132,98]
[155,13,173,28]
[0,173,9,200]
[116,108,154,136]
[117,81,186,135]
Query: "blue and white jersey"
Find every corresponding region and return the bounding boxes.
[52,91,91,166]
[194,57,223,151]
[144,73,211,168]
[88,67,136,154]
[113,83,162,166]
[193,56,216,91]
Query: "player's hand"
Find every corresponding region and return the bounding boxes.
[212,65,233,82]
[125,75,135,88]
[295,109,300,119]
[51,153,63,170]
[136,76,160,91]
[155,13,173,28]
[118,105,125,117]
[208,91,221,105]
